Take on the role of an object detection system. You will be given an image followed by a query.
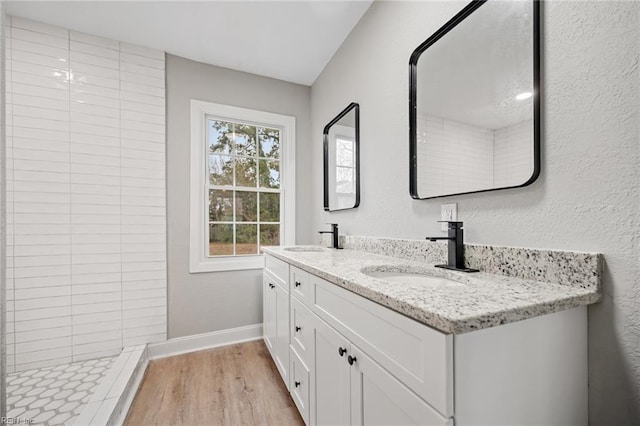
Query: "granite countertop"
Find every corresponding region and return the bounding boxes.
[262,246,601,334]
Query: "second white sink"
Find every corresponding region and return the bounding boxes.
[283,246,327,252]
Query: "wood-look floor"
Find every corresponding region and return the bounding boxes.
[125,340,304,426]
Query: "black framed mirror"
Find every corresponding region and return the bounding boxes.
[324,103,360,211]
[409,0,540,199]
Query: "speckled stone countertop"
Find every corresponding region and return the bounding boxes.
[262,246,602,334]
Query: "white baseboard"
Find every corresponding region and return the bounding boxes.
[147,323,263,360]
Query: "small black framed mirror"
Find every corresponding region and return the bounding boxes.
[324,103,360,211]
[409,0,540,199]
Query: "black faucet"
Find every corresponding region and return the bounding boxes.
[318,223,341,249]
[426,221,478,273]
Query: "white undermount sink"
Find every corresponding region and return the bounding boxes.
[362,267,466,288]
[283,246,327,252]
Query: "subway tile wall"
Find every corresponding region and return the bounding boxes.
[493,120,534,188]
[416,115,494,197]
[5,17,167,373]
[416,114,533,197]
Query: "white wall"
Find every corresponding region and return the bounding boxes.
[310,1,640,423]
[5,17,167,372]
[166,54,311,338]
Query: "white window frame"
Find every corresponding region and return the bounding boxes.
[190,100,296,273]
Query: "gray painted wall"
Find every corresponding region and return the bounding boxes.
[310,1,639,424]
[166,54,312,338]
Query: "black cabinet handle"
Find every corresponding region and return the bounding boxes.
[348,355,357,366]
[294,381,301,388]
[338,347,346,357]
[295,326,301,332]
[295,281,301,288]
[268,283,275,289]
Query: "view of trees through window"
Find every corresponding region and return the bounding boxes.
[207,118,281,256]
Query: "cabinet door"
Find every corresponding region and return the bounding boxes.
[290,347,311,424]
[312,315,351,426]
[349,345,451,426]
[274,283,290,388]
[291,295,312,366]
[263,275,277,354]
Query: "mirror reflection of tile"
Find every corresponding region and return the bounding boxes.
[417,114,533,197]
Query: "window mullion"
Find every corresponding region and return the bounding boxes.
[232,123,237,256]
[254,135,260,253]
[207,185,280,193]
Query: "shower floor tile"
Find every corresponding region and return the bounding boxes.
[7,357,117,426]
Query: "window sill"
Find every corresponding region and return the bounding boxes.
[189,254,265,273]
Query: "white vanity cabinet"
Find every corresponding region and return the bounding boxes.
[264,258,452,425]
[308,273,452,426]
[263,254,588,426]
[263,256,291,389]
[311,312,450,426]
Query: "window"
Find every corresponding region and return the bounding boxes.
[207,121,281,255]
[190,101,295,272]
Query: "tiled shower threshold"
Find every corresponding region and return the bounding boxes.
[7,346,148,426]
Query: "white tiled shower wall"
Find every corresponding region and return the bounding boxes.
[5,17,167,373]
[416,114,533,196]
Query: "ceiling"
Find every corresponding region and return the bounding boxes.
[5,1,373,86]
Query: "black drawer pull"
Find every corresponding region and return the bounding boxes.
[295,281,301,287]
[295,326,301,332]
[348,355,357,366]
[338,347,346,357]
[295,381,301,388]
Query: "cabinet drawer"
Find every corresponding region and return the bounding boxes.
[290,295,313,366]
[290,266,311,304]
[290,347,310,425]
[263,270,285,295]
[310,275,454,417]
[264,255,289,293]
[265,255,289,290]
